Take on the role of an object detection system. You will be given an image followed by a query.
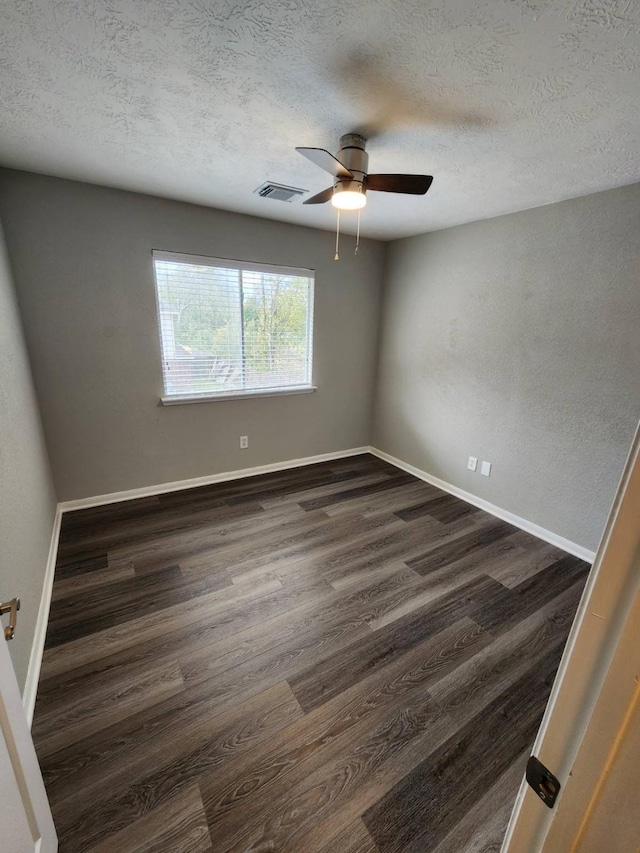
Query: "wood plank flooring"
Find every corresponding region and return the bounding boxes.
[32,453,590,853]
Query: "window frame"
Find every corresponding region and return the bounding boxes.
[152,250,316,405]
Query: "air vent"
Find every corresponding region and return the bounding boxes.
[254,182,307,203]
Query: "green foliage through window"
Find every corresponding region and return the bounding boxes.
[153,253,314,397]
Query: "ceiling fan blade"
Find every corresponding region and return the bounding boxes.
[296,147,353,179]
[366,174,433,195]
[303,186,335,205]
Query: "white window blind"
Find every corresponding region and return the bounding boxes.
[152,251,314,401]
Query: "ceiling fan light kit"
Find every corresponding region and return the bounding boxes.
[331,183,367,210]
[330,133,369,211]
[296,133,433,257]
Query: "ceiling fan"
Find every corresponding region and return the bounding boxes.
[296,133,433,211]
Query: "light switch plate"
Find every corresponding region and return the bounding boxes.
[468,456,478,472]
[481,461,492,477]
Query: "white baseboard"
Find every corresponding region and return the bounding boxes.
[23,506,62,728]
[59,447,371,512]
[369,446,595,564]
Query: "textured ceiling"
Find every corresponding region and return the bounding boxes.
[1,0,640,240]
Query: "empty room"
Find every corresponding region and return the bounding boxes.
[1,1,639,851]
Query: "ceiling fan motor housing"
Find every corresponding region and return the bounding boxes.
[335,133,368,198]
[296,134,433,206]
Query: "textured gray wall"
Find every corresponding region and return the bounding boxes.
[0,221,57,691]
[0,170,385,501]
[373,184,640,553]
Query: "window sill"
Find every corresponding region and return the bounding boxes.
[160,386,317,405]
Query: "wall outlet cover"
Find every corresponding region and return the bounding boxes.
[468,456,478,472]
[240,436,249,449]
[481,461,492,476]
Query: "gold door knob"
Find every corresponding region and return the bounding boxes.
[0,597,20,640]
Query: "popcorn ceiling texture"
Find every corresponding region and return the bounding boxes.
[1,0,639,239]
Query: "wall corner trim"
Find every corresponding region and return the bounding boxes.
[23,506,62,728]
[368,446,596,564]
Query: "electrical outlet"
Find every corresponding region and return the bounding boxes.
[481,461,492,477]
[467,456,478,472]
[240,436,248,449]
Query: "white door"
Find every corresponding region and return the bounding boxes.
[0,618,57,852]
[503,420,640,852]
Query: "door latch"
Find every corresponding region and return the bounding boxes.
[0,597,20,641]
[526,755,561,808]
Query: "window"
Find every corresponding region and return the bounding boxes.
[152,251,315,402]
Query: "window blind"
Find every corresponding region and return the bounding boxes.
[152,251,314,399]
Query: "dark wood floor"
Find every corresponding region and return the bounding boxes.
[32,453,590,853]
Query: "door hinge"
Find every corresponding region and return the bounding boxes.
[526,756,561,808]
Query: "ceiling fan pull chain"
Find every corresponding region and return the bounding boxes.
[355,209,361,255]
[334,209,341,261]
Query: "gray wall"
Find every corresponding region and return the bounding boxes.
[0,169,385,501]
[2,166,638,561]
[0,221,57,691]
[373,184,640,553]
